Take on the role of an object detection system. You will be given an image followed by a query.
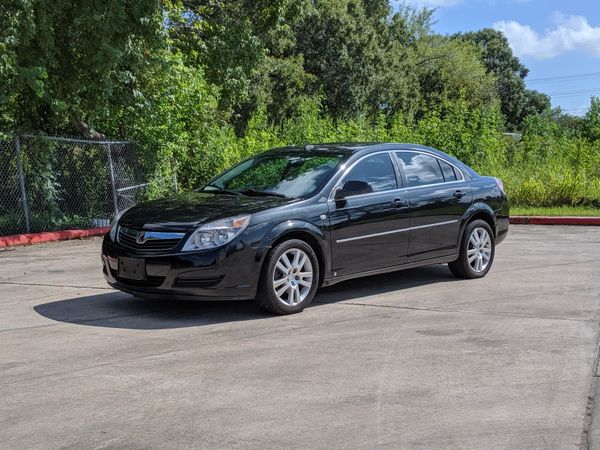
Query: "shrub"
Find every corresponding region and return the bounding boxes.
[137,94,599,210]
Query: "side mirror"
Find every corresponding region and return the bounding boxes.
[340,180,373,197]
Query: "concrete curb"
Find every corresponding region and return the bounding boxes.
[0,227,109,248]
[510,216,600,225]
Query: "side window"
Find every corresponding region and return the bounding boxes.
[343,153,398,193]
[439,159,458,182]
[396,152,444,187]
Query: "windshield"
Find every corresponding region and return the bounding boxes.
[200,153,347,198]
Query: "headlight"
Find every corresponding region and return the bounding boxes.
[108,209,127,242]
[182,215,251,251]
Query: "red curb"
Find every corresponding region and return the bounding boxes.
[0,227,109,248]
[509,216,600,225]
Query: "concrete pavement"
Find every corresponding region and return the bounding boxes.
[1,225,600,449]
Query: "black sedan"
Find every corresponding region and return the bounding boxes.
[102,143,509,314]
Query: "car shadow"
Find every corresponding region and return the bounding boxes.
[314,264,458,305]
[33,265,457,330]
[34,293,267,330]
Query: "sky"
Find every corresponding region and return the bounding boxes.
[394,0,600,115]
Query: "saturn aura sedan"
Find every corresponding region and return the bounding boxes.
[102,143,509,314]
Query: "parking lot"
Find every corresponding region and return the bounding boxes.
[1,225,600,449]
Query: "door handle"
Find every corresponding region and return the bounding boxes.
[453,190,465,199]
[392,198,408,208]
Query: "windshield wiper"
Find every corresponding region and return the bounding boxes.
[240,188,291,199]
[203,184,291,199]
[202,183,242,195]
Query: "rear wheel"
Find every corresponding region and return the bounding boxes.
[255,239,319,314]
[449,220,495,279]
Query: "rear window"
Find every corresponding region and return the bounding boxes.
[439,160,458,182]
[395,152,444,187]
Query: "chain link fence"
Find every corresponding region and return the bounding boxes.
[0,135,169,236]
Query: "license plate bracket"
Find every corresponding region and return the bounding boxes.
[118,257,146,280]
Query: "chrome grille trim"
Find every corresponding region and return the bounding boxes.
[118,227,185,253]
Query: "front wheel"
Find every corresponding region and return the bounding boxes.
[255,239,319,315]
[449,220,495,279]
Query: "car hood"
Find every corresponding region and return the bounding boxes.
[119,192,293,231]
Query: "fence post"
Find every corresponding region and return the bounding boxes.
[171,156,178,193]
[14,136,31,233]
[172,171,178,193]
[106,143,119,215]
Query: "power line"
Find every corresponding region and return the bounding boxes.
[528,71,600,83]
[550,88,600,95]
[528,75,600,85]
[561,109,589,116]
[549,89,600,98]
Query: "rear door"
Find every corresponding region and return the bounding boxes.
[329,152,410,276]
[394,151,472,262]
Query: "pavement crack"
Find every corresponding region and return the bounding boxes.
[0,310,168,333]
[0,281,111,290]
[439,286,600,310]
[494,259,600,274]
[0,323,62,333]
[580,324,600,450]
[314,300,598,322]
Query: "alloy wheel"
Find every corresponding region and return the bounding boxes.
[467,227,492,273]
[272,248,313,306]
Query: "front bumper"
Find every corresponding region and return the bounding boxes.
[101,236,262,301]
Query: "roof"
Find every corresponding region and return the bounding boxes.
[267,142,446,155]
[264,142,479,177]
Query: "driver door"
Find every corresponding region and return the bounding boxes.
[328,152,410,276]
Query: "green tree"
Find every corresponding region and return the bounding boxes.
[166,0,315,132]
[411,36,498,117]
[1,0,163,136]
[583,97,600,142]
[457,28,550,130]
[364,4,432,120]
[295,0,387,119]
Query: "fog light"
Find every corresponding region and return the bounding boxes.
[107,255,118,271]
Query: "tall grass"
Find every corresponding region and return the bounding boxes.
[151,98,600,208]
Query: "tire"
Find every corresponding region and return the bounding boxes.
[255,239,320,315]
[448,219,495,279]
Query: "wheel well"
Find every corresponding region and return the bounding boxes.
[467,211,496,236]
[269,231,326,287]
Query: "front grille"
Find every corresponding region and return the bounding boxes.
[118,227,184,254]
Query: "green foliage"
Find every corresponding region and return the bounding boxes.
[510,206,600,217]
[457,29,550,130]
[1,0,164,136]
[173,95,600,209]
[105,51,225,196]
[164,0,497,130]
[584,97,600,142]
[413,99,507,173]
[411,37,498,115]
[495,109,600,207]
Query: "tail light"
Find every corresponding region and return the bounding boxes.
[494,177,505,194]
